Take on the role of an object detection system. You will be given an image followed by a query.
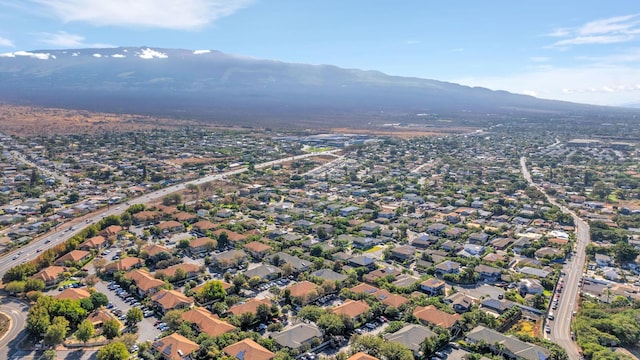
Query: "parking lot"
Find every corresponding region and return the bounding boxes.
[93,280,161,343]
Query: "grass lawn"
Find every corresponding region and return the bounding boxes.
[543,289,552,298]
[57,279,80,289]
[509,320,536,337]
[365,245,384,253]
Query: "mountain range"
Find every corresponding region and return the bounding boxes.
[0,47,637,127]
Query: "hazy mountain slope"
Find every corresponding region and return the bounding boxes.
[0,47,635,127]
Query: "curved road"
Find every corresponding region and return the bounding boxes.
[0,298,29,359]
[520,156,586,360]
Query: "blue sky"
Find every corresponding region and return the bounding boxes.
[1,0,639,106]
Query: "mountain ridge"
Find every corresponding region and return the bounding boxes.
[0,46,636,128]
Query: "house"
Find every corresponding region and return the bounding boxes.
[224,338,275,360]
[272,323,323,350]
[410,234,434,249]
[427,223,447,235]
[125,269,165,297]
[466,326,550,360]
[441,240,462,252]
[174,212,197,223]
[311,268,348,283]
[55,287,91,301]
[243,241,272,260]
[435,260,461,275]
[383,324,435,356]
[103,257,144,274]
[420,278,445,295]
[445,292,474,313]
[595,254,613,267]
[363,267,401,283]
[156,220,185,234]
[490,237,514,250]
[151,289,194,314]
[468,232,489,245]
[188,237,217,255]
[392,274,420,288]
[244,264,282,281]
[390,246,415,261]
[480,298,514,314]
[512,237,531,254]
[99,225,123,239]
[347,352,379,360]
[88,308,122,332]
[212,250,247,270]
[535,247,564,259]
[268,252,311,273]
[79,235,106,250]
[348,255,376,270]
[31,266,66,288]
[519,278,544,295]
[332,300,370,321]
[132,210,161,225]
[286,281,319,305]
[144,244,171,258]
[153,333,199,360]
[54,250,91,266]
[192,220,218,234]
[352,237,380,250]
[350,283,409,308]
[413,305,461,330]
[182,307,235,338]
[155,263,201,281]
[228,298,272,317]
[474,264,502,280]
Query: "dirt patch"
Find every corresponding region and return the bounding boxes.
[0,105,211,136]
[331,125,476,138]
[0,312,10,340]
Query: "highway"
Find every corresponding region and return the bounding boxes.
[520,156,587,359]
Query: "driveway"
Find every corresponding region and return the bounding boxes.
[456,283,505,301]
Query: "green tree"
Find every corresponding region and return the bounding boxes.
[102,319,121,339]
[126,308,143,327]
[44,316,69,346]
[90,292,109,308]
[197,280,226,302]
[27,306,50,337]
[43,350,57,360]
[162,309,184,330]
[317,313,345,336]
[96,341,130,360]
[24,278,45,292]
[256,303,271,323]
[76,319,95,343]
[5,280,26,294]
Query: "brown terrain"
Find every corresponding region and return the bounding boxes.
[0,104,473,138]
[0,104,208,136]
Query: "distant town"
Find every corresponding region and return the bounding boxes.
[0,114,639,360]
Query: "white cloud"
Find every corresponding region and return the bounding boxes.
[28,0,254,30]
[0,36,14,47]
[138,48,168,59]
[111,54,126,58]
[453,64,640,106]
[522,90,537,97]
[92,53,102,58]
[0,50,51,59]
[38,31,114,48]
[547,14,640,48]
[193,50,211,55]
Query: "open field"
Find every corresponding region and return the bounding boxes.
[331,125,476,138]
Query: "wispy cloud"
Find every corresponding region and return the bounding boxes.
[530,56,550,62]
[548,14,640,48]
[0,36,14,47]
[26,0,254,30]
[37,31,113,48]
[454,64,640,106]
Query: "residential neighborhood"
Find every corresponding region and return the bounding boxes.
[1,125,640,360]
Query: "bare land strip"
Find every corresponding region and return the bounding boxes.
[0,312,9,340]
[331,125,476,138]
[0,105,210,136]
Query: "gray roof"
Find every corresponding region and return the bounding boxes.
[244,264,281,279]
[272,323,322,349]
[466,326,550,360]
[311,268,348,282]
[384,324,435,353]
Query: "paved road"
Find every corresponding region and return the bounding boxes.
[0,298,30,359]
[520,157,586,360]
[0,150,339,353]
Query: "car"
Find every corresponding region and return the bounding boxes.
[44,239,51,244]
[545,325,551,333]
[107,303,114,309]
[365,323,376,329]
[355,328,363,335]
[548,313,554,321]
